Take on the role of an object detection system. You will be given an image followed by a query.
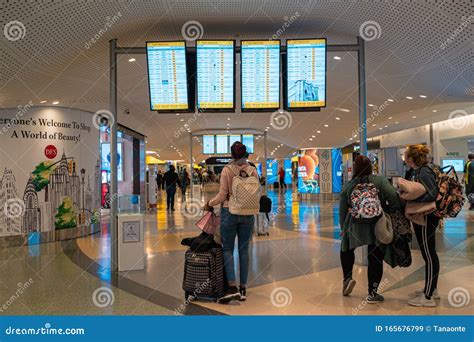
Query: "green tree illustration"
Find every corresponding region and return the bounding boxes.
[32,161,54,191]
[55,197,77,229]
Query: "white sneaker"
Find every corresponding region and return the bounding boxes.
[408,294,437,307]
[413,288,440,299]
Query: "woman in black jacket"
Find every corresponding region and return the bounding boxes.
[404,145,440,307]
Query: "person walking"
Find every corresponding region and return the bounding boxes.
[204,141,260,304]
[156,170,163,192]
[278,166,286,190]
[404,145,440,307]
[180,168,189,201]
[163,165,180,211]
[339,155,402,303]
[464,153,474,210]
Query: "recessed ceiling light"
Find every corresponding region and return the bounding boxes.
[40,100,47,104]
[333,56,341,60]
[384,125,388,128]
[52,101,59,105]
[349,137,353,141]
[309,138,313,141]
[379,127,383,130]
[395,121,399,124]
[419,95,427,98]
[412,115,417,119]
[180,119,184,122]
[432,110,437,113]
[372,124,376,127]
[387,99,394,102]
[368,104,374,107]
[176,113,180,116]
[335,117,340,120]
[227,117,231,120]
[311,135,315,138]
[336,108,350,112]
[226,123,230,126]
[324,124,329,127]
[128,58,136,62]
[317,130,321,133]
[406,96,413,100]
[388,116,393,120]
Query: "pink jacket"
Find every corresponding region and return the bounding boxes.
[209,162,259,208]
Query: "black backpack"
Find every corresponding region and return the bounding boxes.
[259,195,272,220]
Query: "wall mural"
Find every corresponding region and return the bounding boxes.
[0,106,100,244]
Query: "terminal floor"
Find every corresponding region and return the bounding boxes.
[1,189,473,315]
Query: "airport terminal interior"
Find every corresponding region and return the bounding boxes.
[0,1,473,317]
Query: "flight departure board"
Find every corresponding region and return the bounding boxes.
[197,40,235,110]
[286,39,326,109]
[146,41,189,111]
[241,40,280,110]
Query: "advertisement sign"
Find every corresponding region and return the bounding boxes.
[298,148,342,194]
[0,107,100,242]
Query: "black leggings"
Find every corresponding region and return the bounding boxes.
[340,244,384,295]
[413,214,440,299]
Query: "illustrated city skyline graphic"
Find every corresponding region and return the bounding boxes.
[0,150,100,237]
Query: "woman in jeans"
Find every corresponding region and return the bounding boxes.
[404,145,440,307]
[339,155,402,303]
[204,141,258,304]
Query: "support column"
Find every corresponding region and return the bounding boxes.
[189,132,193,201]
[109,39,118,271]
[357,36,367,156]
[263,131,268,193]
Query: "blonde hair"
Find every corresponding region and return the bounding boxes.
[406,144,430,167]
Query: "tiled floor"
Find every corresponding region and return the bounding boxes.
[1,187,473,315]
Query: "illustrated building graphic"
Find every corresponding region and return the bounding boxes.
[0,168,21,236]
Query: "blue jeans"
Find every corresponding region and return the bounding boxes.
[220,207,254,286]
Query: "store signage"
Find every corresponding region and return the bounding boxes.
[44,144,57,159]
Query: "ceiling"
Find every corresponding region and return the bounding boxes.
[0,0,472,161]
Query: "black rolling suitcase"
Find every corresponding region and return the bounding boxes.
[183,247,225,302]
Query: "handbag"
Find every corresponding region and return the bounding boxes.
[195,211,220,235]
[374,211,394,244]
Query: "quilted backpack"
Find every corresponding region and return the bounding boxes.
[349,176,383,223]
[227,165,261,215]
[428,165,465,218]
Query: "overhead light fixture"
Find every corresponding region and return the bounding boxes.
[52,101,59,105]
[227,117,231,120]
[128,58,136,62]
[311,135,315,138]
[412,115,417,119]
[379,127,383,130]
[368,104,374,107]
[432,109,437,113]
[335,117,340,120]
[335,108,350,112]
[372,124,376,127]
[419,95,427,98]
[324,124,329,127]
[180,119,184,122]
[309,138,313,141]
[406,96,413,100]
[395,121,399,124]
[333,56,341,60]
[388,116,393,120]
[317,130,321,134]
[176,113,180,116]
[40,100,47,104]
[387,99,394,102]
[384,125,388,128]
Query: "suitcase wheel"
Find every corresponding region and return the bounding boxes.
[185,292,194,302]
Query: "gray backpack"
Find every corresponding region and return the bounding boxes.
[226,165,261,215]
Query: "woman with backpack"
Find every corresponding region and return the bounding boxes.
[339,155,402,303]
[404,144,440,307]
[204,141,260,304]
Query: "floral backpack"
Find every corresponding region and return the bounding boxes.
[429,165,465,218]
[349,176,383,223]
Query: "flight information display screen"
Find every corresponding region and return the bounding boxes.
[229,134,241,148]
[241,40,280,110]
[216,135,229,154]
[242,134,254,154]
[202,135,215,154]
[286,39,326,109]
[146,41,189,111]
[197,40,235,110]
